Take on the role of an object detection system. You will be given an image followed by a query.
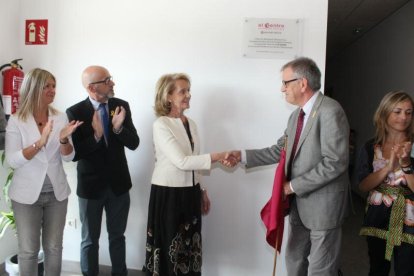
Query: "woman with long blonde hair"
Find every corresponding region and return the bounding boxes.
[5,68,82,275]
[358,91,414,276]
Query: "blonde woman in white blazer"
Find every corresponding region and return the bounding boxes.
[5,68,82,276]
[144,73,228,276]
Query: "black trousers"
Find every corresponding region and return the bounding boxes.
[367,236,414,276]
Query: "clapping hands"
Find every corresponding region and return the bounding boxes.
[394,142,412,167]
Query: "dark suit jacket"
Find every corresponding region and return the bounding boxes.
[66,97,139,199]
[246,92,350,230]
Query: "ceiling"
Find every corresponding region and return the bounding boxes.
[326,0,410,59]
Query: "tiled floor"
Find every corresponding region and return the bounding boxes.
[0,264,145,276]
[61,273,145,276]
[339,193,370,275]
[2,194,394,276]
[339,192,395,276]
[61,269,145,276]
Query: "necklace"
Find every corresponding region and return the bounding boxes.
[34,117,48,126]
[34,110,48,127]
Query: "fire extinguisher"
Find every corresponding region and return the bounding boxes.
[1,59,24,115]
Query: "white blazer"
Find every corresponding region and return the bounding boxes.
[151,116,211,187]
[5,111,73,204]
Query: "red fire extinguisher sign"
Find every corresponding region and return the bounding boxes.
[25,19,48,45]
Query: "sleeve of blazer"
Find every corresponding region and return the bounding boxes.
[5,115,29,169]
[291,101,349,196]
[153,119,211,170]
[112,101,139,150]
[245,134,285,169]
[66,106,104,161]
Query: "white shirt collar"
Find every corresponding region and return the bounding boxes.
[302,92,318,116]
[301,92,319,127]
[89,96,108,111]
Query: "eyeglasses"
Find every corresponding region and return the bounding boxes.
[282,78,299,88]
[90,76,113,85]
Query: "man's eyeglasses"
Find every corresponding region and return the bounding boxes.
[90,76,113,85]
[282,78,299,88]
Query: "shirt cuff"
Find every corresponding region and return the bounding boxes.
[241,150,247,164]
[113,126,123,134]
[289,182,295,193]
[94,134,102,142]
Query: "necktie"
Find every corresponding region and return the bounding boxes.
[99,103,109,143]
[287,109,305,179]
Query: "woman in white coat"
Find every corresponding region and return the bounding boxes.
[5,68,82,276]
[144,73,228,276]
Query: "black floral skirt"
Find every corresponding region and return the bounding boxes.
[144,183,202,276]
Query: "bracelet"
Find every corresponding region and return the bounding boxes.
[401,165,414,174]
[60,138,69,144]
[32,143,41,151]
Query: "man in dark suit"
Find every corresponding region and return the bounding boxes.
[227,57,349,275]
[67,65,139,276]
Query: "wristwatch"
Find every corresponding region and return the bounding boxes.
[401,165,414,174]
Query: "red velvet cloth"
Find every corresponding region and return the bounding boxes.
[260,149,289,252]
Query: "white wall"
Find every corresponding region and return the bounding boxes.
[1,0,328,274]
[326,0,414,192]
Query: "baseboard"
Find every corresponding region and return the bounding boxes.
[62,260,82,273]
[62,260,143,275]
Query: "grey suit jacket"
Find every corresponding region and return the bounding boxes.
[246,92,350,230]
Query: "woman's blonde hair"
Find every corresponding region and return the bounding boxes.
[374,91,414,145]
[154,73,191,117]
[17,68,58,121]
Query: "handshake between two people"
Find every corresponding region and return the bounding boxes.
[210,151,242,168]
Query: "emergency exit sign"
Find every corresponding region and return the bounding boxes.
[25,19,48,45]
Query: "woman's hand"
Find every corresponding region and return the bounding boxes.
[397,141,412,167]
[38,120,54,147]
[201,189,211,215]
[221,151,241,167]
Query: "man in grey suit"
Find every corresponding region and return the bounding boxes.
[227,57,349,275]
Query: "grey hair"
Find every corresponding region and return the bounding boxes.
[281,57,321,91]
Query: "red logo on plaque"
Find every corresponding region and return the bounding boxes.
[25,19,48,45]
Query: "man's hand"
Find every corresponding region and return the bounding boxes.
[283,181,293,200]
[112,106,126,131]
[221,151,241,167]
[60,120,83,141]
[92,110,103,139]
